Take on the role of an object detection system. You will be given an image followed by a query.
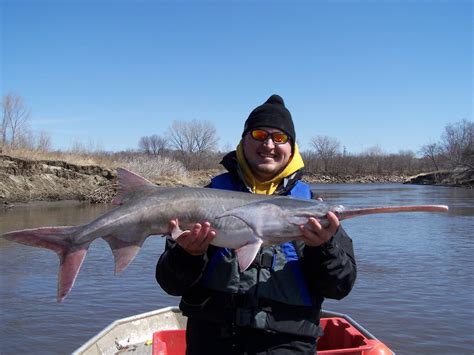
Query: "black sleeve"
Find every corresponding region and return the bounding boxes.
[155,236,209,296]
[301,226,357,300]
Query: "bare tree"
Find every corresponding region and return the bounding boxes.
[150,134,168,155]
[0,97,8,146]
[309,135,341,172]
[139,134,168,156]
[168,119,219,169]
[36,130,52,152]
[139,136,151,154]
[420,142,442,171]
[441,118,473,168]
[1,93,31,147]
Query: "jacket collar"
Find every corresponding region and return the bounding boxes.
[219,150,305,196]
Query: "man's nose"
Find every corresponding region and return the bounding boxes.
[263,137,276,148]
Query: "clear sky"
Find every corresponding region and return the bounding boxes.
[1,0,472,154]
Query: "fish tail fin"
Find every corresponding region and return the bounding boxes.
[338,205,449,220]
[2,226,89,302]
[57,245,89,302]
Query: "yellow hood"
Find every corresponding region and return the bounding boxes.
[236,141,304,195]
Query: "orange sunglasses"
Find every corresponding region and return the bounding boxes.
[250,129,289,145]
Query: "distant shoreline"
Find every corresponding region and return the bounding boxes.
[0,154,470,205]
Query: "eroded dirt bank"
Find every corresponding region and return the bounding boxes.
[0,155,116,204]
[404,168,473,188]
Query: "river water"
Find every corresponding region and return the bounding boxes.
[0,184,473,354]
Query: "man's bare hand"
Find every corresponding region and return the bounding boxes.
[299,211,339,247]
[168,219,216,256]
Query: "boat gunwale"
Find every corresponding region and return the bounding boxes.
[73,307,392,355]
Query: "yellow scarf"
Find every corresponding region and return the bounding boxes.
[236,141,305,195]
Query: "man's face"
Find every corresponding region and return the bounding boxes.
[243,127,293,181]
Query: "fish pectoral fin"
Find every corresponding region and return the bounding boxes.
[169,220,189,240]
[102,235,145,274]
[235,240,263,272]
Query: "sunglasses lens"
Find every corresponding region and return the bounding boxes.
[272,132,288,144]
[251,130,269,141]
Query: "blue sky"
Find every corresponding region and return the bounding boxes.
[1,0,472,154]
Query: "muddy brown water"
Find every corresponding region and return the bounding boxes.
[0,184,473,354]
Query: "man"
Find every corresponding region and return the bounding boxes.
[156,95,357,354]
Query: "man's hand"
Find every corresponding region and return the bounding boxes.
[299,211,340,247]
[168,219,216,256]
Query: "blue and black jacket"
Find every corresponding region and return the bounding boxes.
[156,151,357,338]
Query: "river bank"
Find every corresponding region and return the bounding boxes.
[0,154,470,205]
[403,168,473,188]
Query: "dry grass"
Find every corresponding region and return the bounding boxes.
[2,147,117,167]
[118,155,189,184]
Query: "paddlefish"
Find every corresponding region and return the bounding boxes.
[1,168,449,301]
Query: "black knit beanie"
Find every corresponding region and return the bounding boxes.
[242,94,295,145]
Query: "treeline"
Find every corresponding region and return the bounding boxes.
[138,119,220,170]
[2,93,473,177]
[302,118,473,176]
[137,118,472,177]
